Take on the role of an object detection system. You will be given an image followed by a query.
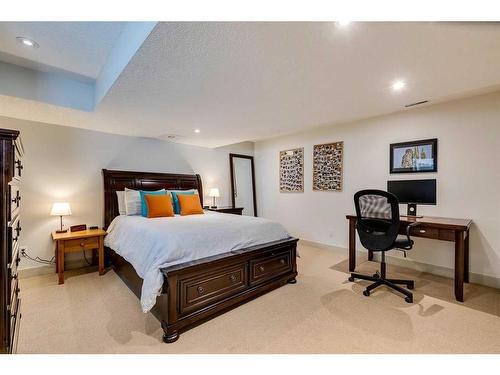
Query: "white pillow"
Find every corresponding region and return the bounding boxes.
[167,189,198,195]
[124,188,167,216]
[124,188,141,216]
[116,191,126,215]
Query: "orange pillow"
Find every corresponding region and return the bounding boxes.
[177,194,204,216]
[144,194,174,218]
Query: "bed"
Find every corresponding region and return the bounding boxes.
[102,169,298,343]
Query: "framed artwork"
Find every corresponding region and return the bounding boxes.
[390,138,438,173]
[279,148,304,192]
[313,141,343,191]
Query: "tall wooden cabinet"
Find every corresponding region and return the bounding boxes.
[0,128,23,354]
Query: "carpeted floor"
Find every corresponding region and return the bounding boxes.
[18,243,500,353]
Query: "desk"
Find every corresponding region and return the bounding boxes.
[346,215,472,302]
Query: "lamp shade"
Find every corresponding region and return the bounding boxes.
[50,202,72,216]
[208,188,220,198]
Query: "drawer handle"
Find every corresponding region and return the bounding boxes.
[197,286,205,295]
[15,160,23,176]
[280,259,285,265]
[80,242,86,247]
[229,274,237,282]
[419,230,426,234]
[259,266,265,272]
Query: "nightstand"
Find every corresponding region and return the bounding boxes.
[206,206,244,215]
[51,229,107,284]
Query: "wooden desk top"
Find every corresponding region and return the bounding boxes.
[51,228,107,241]
[346,215,472,231]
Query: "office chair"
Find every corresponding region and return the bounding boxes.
[348,189,420,303]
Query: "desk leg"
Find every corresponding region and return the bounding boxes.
[464,230,470,283]
[454,230,465,302]
[58,241,65,285]
[98,236,104,276]
[349,219,356,272]
[55,242,59,273]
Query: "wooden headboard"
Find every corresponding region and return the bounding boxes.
[102,169,203,229]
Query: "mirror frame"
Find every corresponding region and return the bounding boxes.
[229,153,257,217]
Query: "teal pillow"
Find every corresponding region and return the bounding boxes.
[171,190,195,214]
[140,190,167,217]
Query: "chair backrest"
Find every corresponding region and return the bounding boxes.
[354,189,400,251]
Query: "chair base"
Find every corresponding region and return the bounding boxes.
[348,272,414,303]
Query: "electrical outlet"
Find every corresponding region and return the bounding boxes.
[20,245,28,256]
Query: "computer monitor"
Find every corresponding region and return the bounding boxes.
[387,179,436,217]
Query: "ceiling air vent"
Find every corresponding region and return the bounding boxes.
[158,134,180,142]
[405,100,429,108]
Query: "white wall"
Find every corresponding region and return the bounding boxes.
[254,91,500,280]
[0,116,253,270]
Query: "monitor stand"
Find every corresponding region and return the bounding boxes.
[401,203,423,218]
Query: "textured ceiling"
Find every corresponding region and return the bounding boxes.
[2,22,500,147]
[0,22,125,79]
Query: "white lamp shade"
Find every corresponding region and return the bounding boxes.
[208,188,220,198]
[50,202,72,216]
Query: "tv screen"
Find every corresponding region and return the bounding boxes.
[387,179,436,205]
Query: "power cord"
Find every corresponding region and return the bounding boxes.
[20,248,55,265]
[21,248,93,266]
[82,250,93,266]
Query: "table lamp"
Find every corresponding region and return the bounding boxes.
[208,188,220,208]
[50,202,72,233]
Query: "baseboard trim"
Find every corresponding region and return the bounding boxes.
[21,239,500,289]
[299,239,500,289]
[18,258,90,279]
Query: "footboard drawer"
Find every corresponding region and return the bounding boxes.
[249,249,292,286]
[179,263,248,315]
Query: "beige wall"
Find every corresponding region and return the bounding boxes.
[0,116,253,270]
[254,91,500,281]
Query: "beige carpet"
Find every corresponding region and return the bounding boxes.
[18,243,500,353]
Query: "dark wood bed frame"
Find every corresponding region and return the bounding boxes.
[102,169,298,343]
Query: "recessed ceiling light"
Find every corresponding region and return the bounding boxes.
[392,80,406,91]
[16,36,39,48]
[336,21,352,27]
[194,129,201,134]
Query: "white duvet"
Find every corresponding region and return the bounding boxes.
[104,211,291,312]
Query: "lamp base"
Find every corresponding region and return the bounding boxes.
[56,229,68,233]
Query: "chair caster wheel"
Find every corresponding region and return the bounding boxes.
[405,296,413,303]
[373,273,380,279]
[408,284,414,290]
[348,276,355,282]
[363,290,370,297]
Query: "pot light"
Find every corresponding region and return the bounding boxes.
[194,129,201,134]
[392,80,406,91]
[16,36,39,48]
[336,21,352,27]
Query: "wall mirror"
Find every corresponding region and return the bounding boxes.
[230,153,257,216]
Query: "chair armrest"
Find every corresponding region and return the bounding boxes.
[405,221,421,242]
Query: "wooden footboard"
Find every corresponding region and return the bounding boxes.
[106,237,298,343]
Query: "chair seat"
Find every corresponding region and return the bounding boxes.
[394,235,413,249]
